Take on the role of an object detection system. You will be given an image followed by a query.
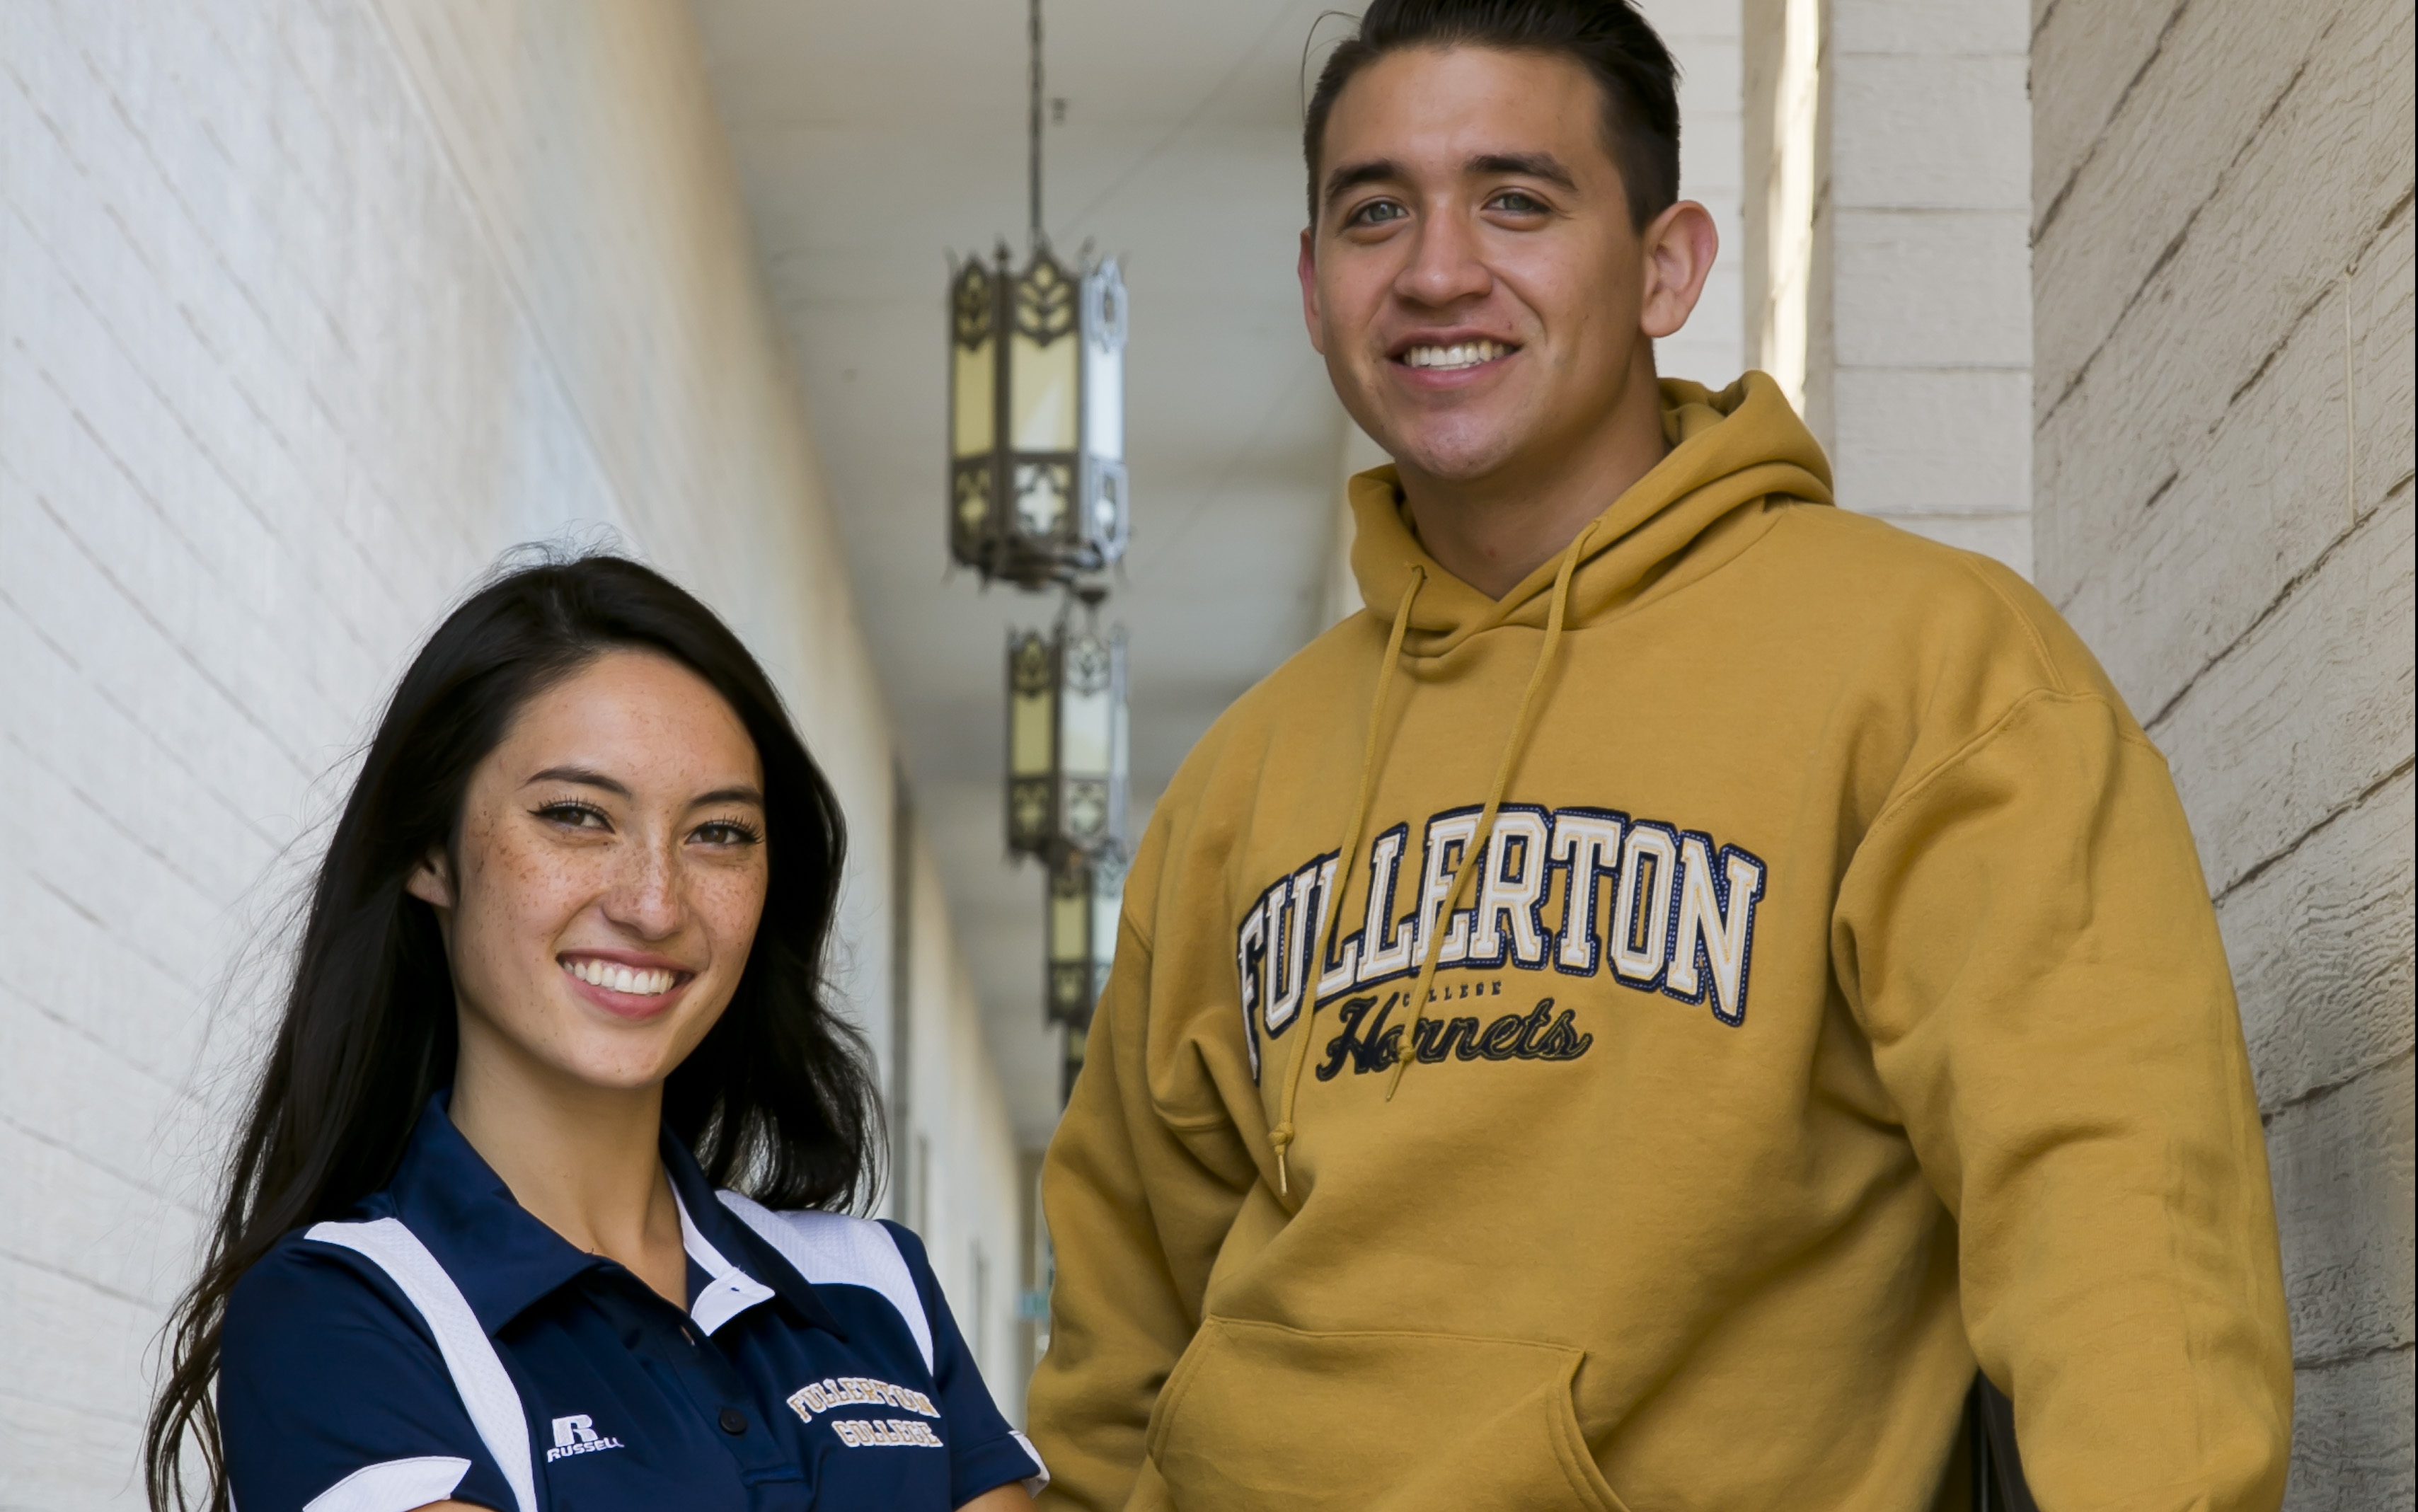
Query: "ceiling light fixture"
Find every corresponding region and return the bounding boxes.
[946,0,1129,591]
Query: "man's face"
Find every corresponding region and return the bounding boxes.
[1301,45,1652,483]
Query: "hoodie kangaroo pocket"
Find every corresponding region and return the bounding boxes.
[1144,1317,1630,1512]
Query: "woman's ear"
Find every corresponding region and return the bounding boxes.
[404,848,456,910]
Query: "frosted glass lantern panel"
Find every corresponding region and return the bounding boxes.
[952,339,995,458]
[1011,330,1079,452]
[1011,688,1054,780]
[1085,339,1122,461]
[1064,687,1117,778]
[1110,687,1129,789]
[1013,463,1070,538]
[1050,883,1088,969]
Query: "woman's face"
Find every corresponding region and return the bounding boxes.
[409,650,770,1094]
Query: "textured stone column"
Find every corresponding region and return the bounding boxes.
[2032,0,2416,1500]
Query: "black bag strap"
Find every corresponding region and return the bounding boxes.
[1966,1374,2039,1512]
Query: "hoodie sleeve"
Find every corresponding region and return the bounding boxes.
[1833,686,2293,1510]
[1027,912,1259,1511]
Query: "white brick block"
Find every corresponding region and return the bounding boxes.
[0,1392,142,1509]
[1833,209,2032,369]
[0,1252,159,1421]
[2044,207,2414,721]
[2266,1057,2417,1363]
[2286,1344,2416,1508]
[1832,367,2030,515]
[1681,109,1745,202]
[2032,0,2405,406]
[2223,770,2417,1113]
[2156,495,2414,898]
[1833,54,2030,211]
[1834,0,2031,57]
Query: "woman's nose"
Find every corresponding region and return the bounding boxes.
[604,840,684,938]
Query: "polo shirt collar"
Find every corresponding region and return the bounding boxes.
[380,1092,845,1341]
[655,1121,848,1341]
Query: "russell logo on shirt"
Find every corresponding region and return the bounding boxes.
[547,1414,626,1463]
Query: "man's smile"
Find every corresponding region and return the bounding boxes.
[1398,338,1516,370]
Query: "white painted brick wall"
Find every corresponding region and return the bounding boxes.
[1744,0,2035,574]
[1638,0,1749,388]
[0,0,1027,1501]
[2032,0,2417,1499]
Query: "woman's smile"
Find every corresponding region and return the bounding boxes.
[558,950,696,1019]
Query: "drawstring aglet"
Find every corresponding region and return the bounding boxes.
[1270,1122,1295,1195]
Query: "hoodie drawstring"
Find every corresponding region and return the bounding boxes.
[1272,566,1424,1196]
[1269,520,1598,1193]
[1381,521,1591,1101]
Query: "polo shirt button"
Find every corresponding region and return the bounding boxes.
[719,1407,749,1436]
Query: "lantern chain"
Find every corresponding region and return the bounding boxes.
[1028,0,1044,246]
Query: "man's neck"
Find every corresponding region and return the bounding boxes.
[1396,369,1669,600]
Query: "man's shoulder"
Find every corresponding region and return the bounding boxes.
[1756,503,2112,699]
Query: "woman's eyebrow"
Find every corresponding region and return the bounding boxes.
[690,785,766,810]
[524,765,629,797]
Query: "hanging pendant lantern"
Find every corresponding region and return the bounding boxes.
[949,248,1127,588]
[1046,848,1125,1028]
[1004,588,1129,865]
[945,0,1128,589]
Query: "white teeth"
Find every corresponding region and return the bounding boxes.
[564,958,677,996]
[1403,340,1508,370]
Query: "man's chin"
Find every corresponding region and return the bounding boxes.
[1386,425,1526,485]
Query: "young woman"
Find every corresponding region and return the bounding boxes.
[145,557,1042,1512]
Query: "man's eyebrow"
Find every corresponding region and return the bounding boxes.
[525,766,629,797]
[1322,156,1403,211]
[1470,151,1577,190]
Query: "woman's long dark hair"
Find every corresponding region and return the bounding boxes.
[145,554,882,1510]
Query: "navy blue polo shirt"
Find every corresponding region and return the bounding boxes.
[219,1095,1043,1511]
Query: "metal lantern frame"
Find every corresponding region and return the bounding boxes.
[948,243,1129,589]
[1046,847,1125,1029]
[1004,591,1129,866]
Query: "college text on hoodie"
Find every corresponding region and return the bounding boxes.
[1027,374,2292,1511]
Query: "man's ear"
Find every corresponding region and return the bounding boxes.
[1638,200,1719,341]
[405,848,456,911]
[1298,226,1327,355]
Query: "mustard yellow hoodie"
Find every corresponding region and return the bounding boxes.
[1030,376,2291,1511]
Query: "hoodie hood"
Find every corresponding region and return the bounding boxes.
[1348,371,1833,654]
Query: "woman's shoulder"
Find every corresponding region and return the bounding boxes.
[223,1216,429,1361]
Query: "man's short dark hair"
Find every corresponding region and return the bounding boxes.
[1303,0,1681,230]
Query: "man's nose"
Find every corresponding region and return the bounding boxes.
[1393,209,1492,308]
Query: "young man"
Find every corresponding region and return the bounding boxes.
[1027,3,2293,1508]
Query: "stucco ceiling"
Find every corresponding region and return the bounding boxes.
[692,0,1352,1146]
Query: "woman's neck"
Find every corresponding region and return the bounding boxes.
[447,1024,689,1305]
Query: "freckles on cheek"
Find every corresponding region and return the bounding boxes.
[696,867,771,943]
[474,824,586,934]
